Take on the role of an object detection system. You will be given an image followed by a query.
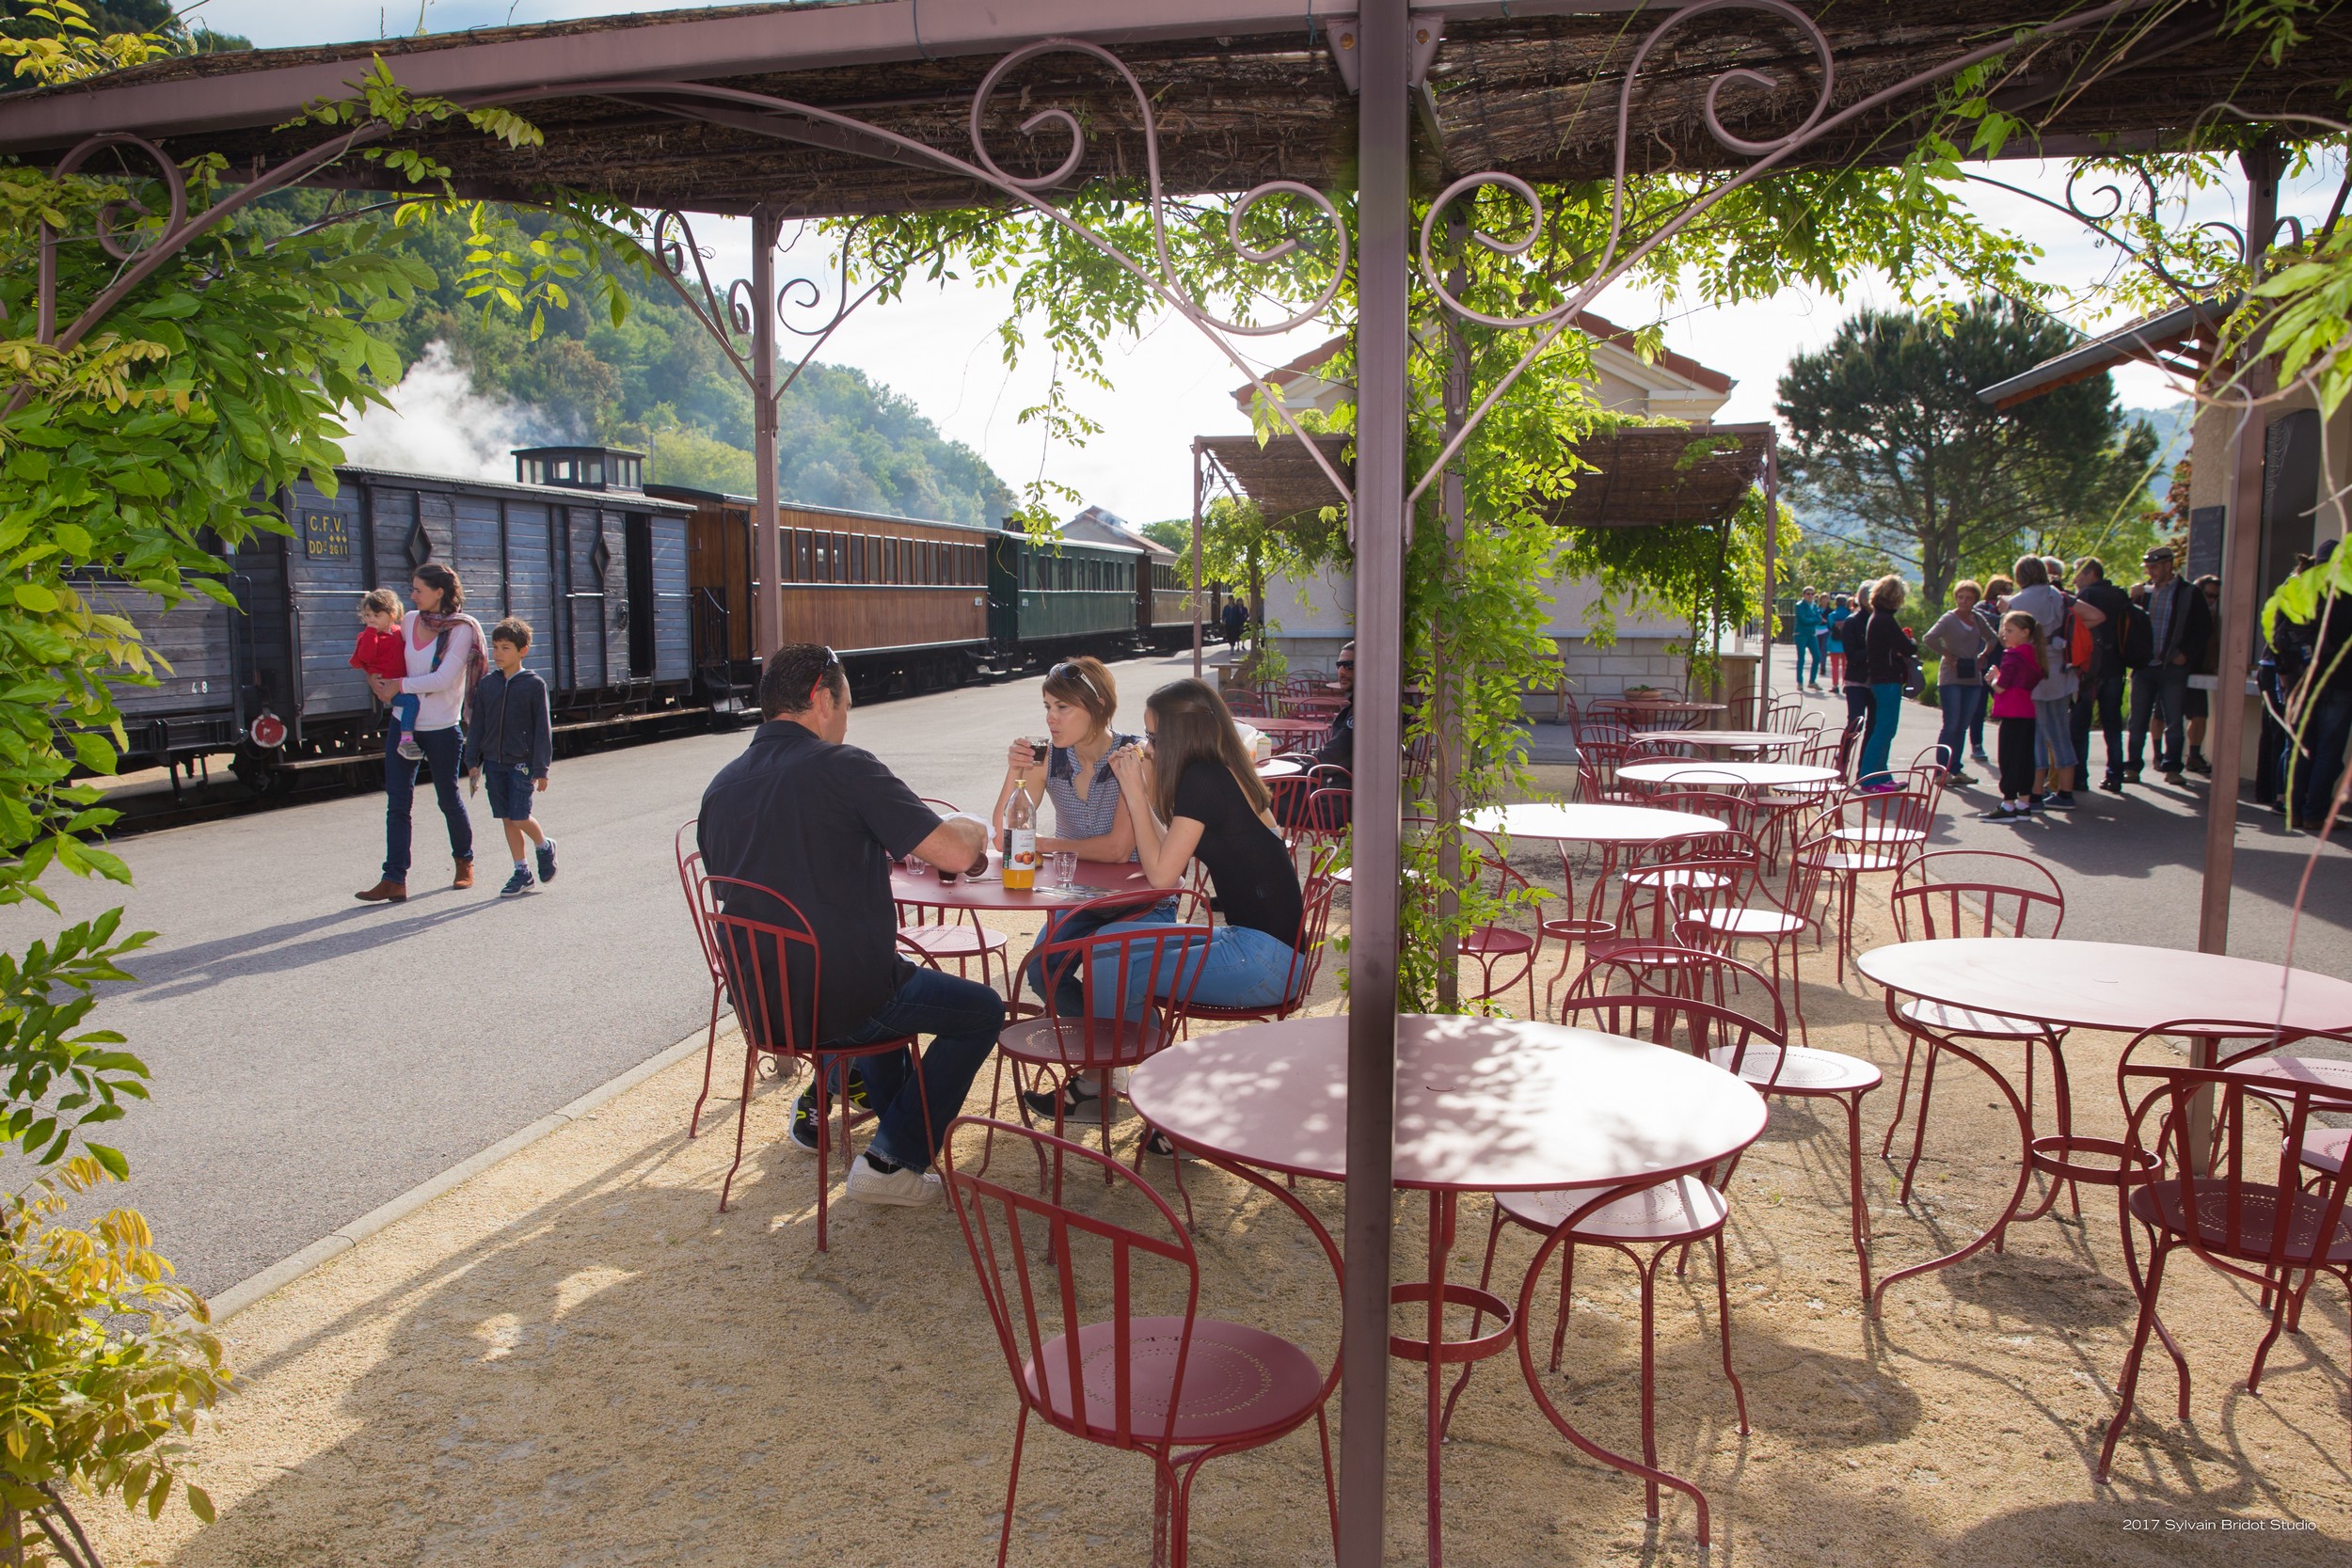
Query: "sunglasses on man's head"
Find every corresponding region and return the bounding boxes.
[808,645,840,699]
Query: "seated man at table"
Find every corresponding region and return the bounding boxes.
[1276,641,1356,831]
[697,643,1002,1208]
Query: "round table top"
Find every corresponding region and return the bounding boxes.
[1855,939,2352,1036]
[1258,757,1305,779]
[1125,1013,1768,1191]
[1607,698,1727,714]
[1619,761,1840,789]
[891,854,1156,911]
[1465,801,1722,845]
[1249,716,1332,736]
[1647,729,1804,752]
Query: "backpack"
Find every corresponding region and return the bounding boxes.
[2067,604,2095,673]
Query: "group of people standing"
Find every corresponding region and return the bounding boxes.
[694,647,1311,1208]
[1789,544,2221,812]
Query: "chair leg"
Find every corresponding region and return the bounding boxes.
[2096,1239,2174,1483]
[718,1038,760,1213]
[1636,1248,1662,1521]
[1840,1091,1872,1302]
[2247,1268,2298,1394]
[813,1068,834,1252]
[1315,1408,1339,1560]
[1898,1042,1942,1204]
[995,1406,1028,1568]
[1549,1241,1578,1374]
[688,984,722,1137]
[1712,1233,1749,1433]
[1881,1032,1922,1160]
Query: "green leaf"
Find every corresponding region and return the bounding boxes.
[11,582,59,612]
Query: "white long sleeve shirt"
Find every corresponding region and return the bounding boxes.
[395,612,476,731]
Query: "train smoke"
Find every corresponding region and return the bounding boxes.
[339,341,554,480]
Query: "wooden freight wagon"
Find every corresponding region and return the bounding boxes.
[95,446,697,781]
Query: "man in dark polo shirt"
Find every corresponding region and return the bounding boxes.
[698,644,1000,1208]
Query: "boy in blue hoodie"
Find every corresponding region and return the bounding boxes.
[463,618,558,896]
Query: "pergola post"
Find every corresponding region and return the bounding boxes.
[1760,446,1779,712]
[2199,141,2281,956]
[750,205,784,661]
[1339,2,1408,1561]
[1433,221,1470,1011]
[1191,439,1205,679]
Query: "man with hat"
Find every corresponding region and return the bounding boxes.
[2125,545,2213,787]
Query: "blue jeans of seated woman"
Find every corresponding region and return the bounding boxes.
[1858,682,1902,785]
[1084,921,1304,1019]
[1024,899,1176,1016]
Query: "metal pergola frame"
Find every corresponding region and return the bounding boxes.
[0,3,2330,1559]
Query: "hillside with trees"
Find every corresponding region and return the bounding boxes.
[358,207,1017,526]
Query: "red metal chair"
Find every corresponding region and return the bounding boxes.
[1575,737,1640,804]
[1456,827,1549,1016]
[1185,849,1340,1027]
[1538,843,1619,1014]
[1000,908,1214,1183]
[675,822,733,1138]
[1471,988,1756,1542]
[1572,948,1883,1299]
[1672,829,1834,1044]
[1804,788,1933,982]
[2094,1027,2352,1483]
[1880,851,2070,1206]
[693,876,929,1246]
[942,1117,1340,1568]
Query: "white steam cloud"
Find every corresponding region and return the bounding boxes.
[339,341,551,480]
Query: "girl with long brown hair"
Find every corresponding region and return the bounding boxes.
[1098,677,1305,1015]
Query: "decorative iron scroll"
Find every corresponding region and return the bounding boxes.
[22,0,2242,522]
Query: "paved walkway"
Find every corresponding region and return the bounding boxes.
[1780,685,2351,962]
[0,652,1203,1297]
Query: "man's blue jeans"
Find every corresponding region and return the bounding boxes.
[1933,683,1984,773]
[2286,687,2352,827]
[383,723,472,879]
[1858,682,1902,785]
[822,966,1005,1172]
[2129,663,2190,774]
[2071,672,2126,782]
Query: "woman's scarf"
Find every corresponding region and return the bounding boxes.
[417,609,490,712]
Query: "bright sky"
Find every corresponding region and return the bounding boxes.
[205,0,2344,524]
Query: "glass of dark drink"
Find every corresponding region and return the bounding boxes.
[1028,738,1048,763]
[935,858,960,886]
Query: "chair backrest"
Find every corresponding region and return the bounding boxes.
[1804,788,1934,863]
[1660,828,1769,931]
[1604,829,1750,942]
[2114,1022,2352,1277]
[1275,848,1344,1013]
[675,821,723,983]
[1265,771,1315,832]
[942,1117,1200,1449]
[1891,850,2065,941]
[1566,945,1789,1056]
[1645,787,1761,837]
[1576,738,1635,803]
[1297,785,1352,848]
[1026,915,1217,1068]
[698,874,823,1057]
[918,796,961,814]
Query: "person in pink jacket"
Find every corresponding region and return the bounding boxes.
[1983,610,2046,822]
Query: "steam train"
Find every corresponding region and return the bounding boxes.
[88,446,1215,784]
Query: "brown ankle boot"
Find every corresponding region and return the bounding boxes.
[355,879,407,903]
[453,857,475,891]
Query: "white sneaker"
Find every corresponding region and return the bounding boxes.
[847,1153,942,1207]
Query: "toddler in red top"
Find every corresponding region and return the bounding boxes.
[352,589,422,760]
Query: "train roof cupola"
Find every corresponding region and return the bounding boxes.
[513,446,645,494]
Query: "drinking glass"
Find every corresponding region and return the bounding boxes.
[1050,850,1078,889]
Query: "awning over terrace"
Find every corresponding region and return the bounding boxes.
[1200,421,1772,529]
[0,1,2341,214]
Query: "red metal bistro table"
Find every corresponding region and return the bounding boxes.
[1855,939,2352,1309]
[1618,760,1840,790]
[888,853,1150,911]
[1464,801,1720,845]
[1248,714,1334,749]
[1126,1013,1767,1564]
[1641,728,1804,752]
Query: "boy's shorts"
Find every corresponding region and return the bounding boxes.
[482,762,536,821]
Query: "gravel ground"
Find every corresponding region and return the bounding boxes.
[77,884,2352,1568]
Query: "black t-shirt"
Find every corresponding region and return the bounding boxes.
[1313,699,1355,770]
[1171,758,1304,944]
[2076,579,2132,672]
[697,721,942,1044]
